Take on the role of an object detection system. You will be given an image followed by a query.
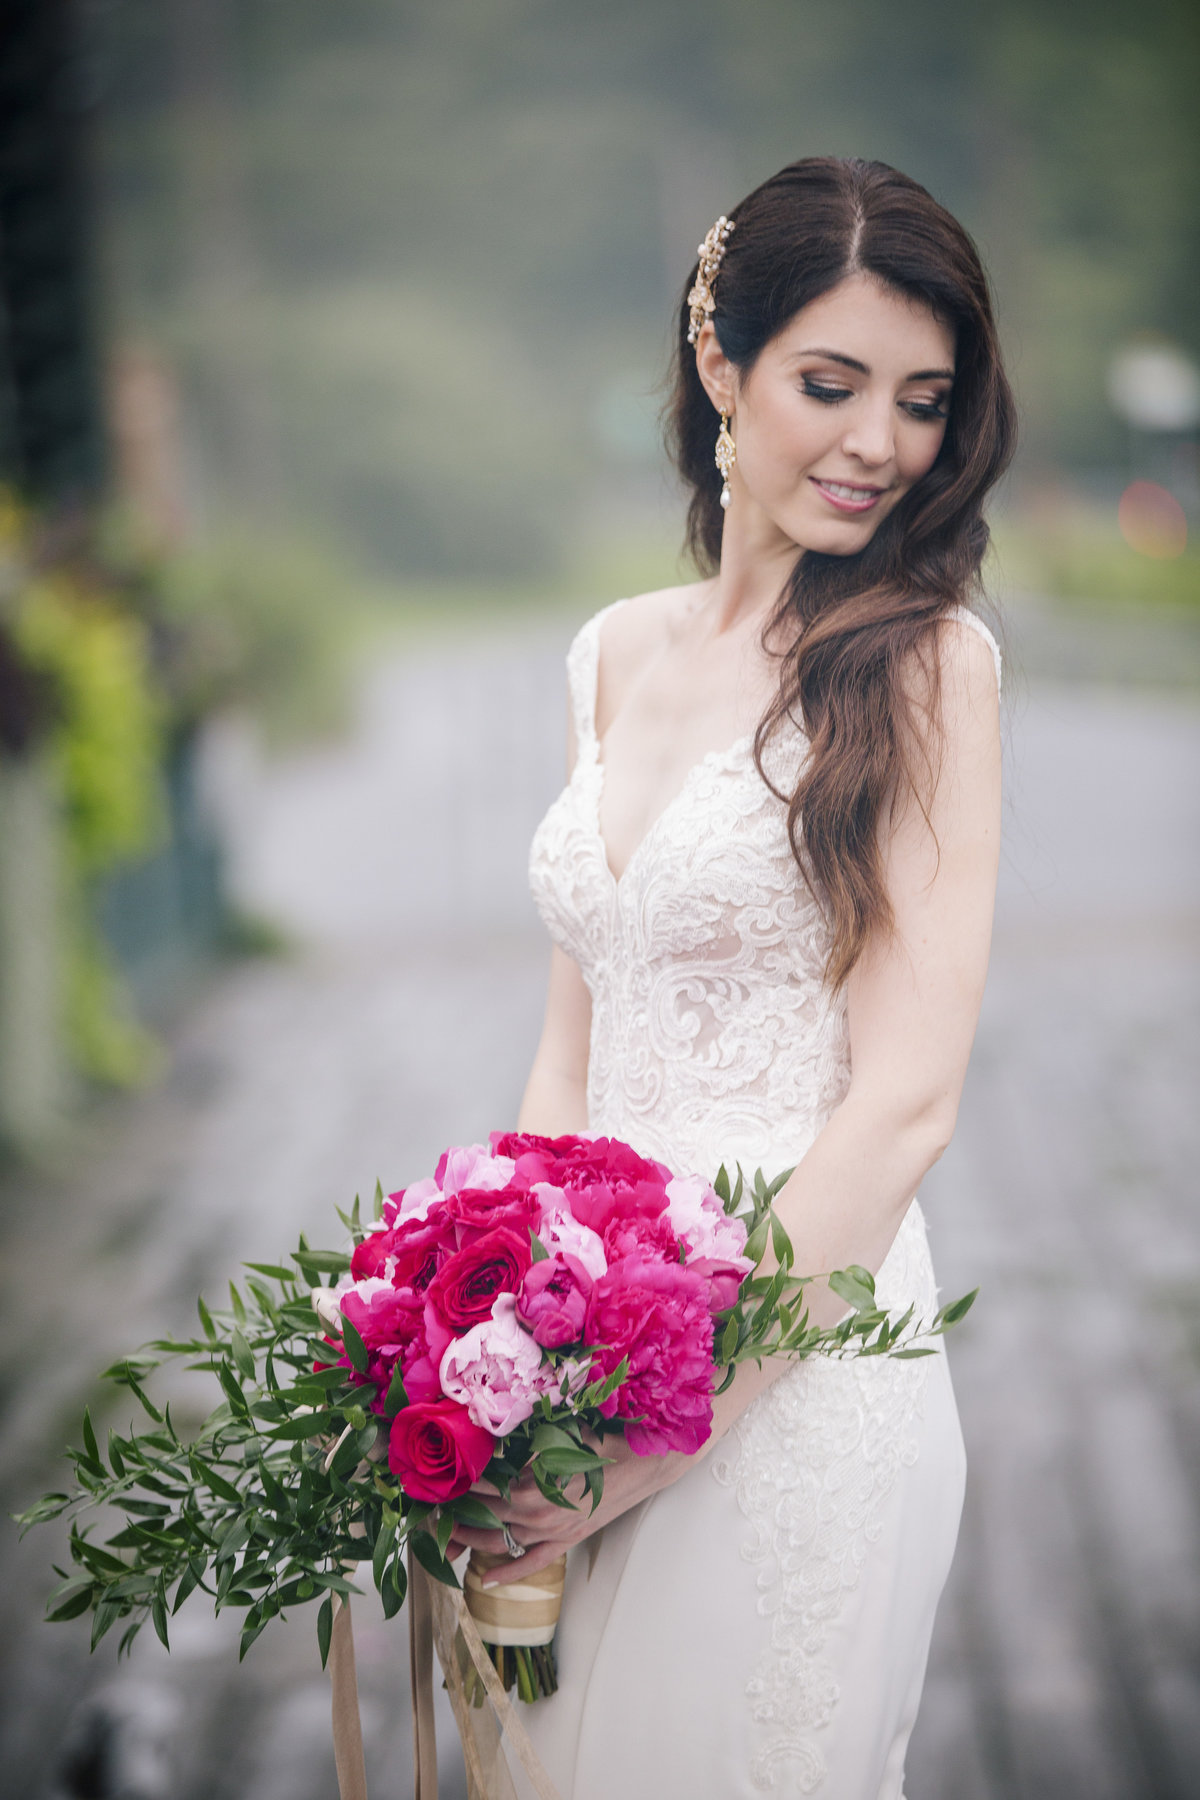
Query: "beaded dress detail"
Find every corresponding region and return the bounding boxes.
[520,598,997,1799]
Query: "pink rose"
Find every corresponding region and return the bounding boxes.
[437,1295,546,1436]
[491,1131,671,1196]
[585,1259,716,1456]
[517,1255,593,1348]
[352,1209,454,1292]
[425,1226,532,1337]
[387,1399,494,1502]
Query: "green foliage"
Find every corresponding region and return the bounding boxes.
[3,500,165,1084]
[994,514,1200,612]
[153,532,376,746]
[18,1181,974,1666]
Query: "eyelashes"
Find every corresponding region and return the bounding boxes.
[801,378,949,421]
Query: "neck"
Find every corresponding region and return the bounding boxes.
[704,495,803,636]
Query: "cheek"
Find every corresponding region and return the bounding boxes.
[898,423,948,484]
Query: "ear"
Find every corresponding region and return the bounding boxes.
[693,321,738,416]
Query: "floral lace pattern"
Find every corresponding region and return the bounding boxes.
[527,597,999,1791]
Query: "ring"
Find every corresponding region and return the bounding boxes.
[501,1523,527,1559]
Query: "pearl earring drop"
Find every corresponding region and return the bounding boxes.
[715,411,737,509]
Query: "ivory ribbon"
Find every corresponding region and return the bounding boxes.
[329,1595,368,1800]
[463,1551,567,1646]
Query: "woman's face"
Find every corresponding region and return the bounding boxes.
[701,272,956,557]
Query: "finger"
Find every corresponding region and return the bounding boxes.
[447,1525,510,1556]
[479,1539,572,1587]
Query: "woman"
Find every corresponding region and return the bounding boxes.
[449,155,1015,1799]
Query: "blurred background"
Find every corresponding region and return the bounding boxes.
[0,2,1196,1797]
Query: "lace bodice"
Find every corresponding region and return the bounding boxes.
[526,595,993,1793]
[528,594,1001,1274]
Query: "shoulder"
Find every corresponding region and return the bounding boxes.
[592,579,713,736]
[899,605,1002,729]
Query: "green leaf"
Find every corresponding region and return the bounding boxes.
[231,1329,255,1381]
[340,1318,369,1376]
[769,1211,794,1269]
[382,1364,408,1418]
[291,1248,353,1276]
[828,1268,878,1312]
[408,1530,460,1588]
[81,1409,104,1475]
[529,1229,550,1263]
[243,1262,295,1282]
[374,1178,385,1220]
[742,1214,770,1267]
[173,1558,206,1613]
[191,1454,242,1505]
[714,1164,731,1204]
[152,1593,170,1650]
[197,1295,217,1342]
[435,1509,456,1559]
[449,1494,502,1530]
[317,1594,334,1669]
[46,1582,94,1623]
[939,1288,979,1326]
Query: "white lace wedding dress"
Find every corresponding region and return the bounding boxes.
[517,598,999,1799]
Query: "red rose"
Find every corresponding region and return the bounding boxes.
[351,1212,454,1292]
[387,1399,494,1502]
[425,1227,532,1336]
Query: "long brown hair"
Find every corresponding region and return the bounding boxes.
[664,156,1017,991]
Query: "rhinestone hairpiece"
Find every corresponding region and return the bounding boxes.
[686,214,736,345]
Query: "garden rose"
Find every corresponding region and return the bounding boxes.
[425,1227,532,1336]
[586,1259,716,1456]
[445,1184,541,1247]
[438,1295,546,1435]
[387,1399,493,1502]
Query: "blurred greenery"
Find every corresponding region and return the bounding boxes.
[95,0,1199,589]
[993,511,1200,613]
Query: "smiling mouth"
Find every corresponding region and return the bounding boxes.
[810,478,888,513]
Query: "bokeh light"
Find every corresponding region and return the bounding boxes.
[1117,480,1188,558]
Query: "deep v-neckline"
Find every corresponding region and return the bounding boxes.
[592,730,754,890]
[584,601,755,890]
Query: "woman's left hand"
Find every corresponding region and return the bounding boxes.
[444,1431,684,1586]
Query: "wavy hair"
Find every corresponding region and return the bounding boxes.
[664,156,1017,990]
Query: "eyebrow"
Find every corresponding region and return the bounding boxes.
[794,347,955,381]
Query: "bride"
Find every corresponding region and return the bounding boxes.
[447,155,1016,1799]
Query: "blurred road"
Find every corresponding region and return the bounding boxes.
[1,601,1197,1800]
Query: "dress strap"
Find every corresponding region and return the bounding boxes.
[945,602,1003,699]
[565,597,630,750]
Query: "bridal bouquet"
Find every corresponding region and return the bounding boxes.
[20,1131,973,1711]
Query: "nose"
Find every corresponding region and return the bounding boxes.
[839,398,895,469]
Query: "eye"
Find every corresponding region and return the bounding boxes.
[903,398,950,421]
[801,378,852,404]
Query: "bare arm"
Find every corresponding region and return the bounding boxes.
[516,687,592,1136]
[471,618,1001,1577]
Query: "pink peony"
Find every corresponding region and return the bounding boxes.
[665,1174,755,1307]
[536,1193,607,1280]
[388,1399,494,1502]
[436,1144,518,1196]
[585,1258,716,1456]
[601,1210,680,1265]
[517,1254,593,1348]
[437,1294,546,1436]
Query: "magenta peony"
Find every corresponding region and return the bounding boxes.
[585,1258,717,1456]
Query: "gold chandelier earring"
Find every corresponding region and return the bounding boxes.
[715,411,737,509]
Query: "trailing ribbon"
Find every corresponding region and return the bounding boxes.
[327,1552,563,1800]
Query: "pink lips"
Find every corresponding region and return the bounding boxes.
[809,477,887,515]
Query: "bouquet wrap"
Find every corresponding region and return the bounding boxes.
[464,1550,567,1648]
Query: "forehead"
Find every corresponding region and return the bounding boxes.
[770,272,956,371]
